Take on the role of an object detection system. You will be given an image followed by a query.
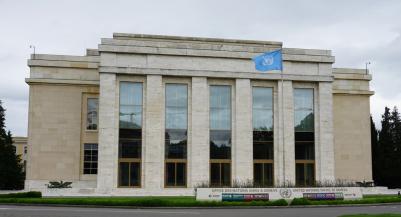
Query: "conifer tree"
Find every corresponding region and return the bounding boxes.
[371,115,379,184]
[0,100,25,190]
[377,107,392,186]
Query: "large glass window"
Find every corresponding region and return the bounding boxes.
[118,82,142,187]
[83,143,98,174]
[294,88,315,187]
[86,98,98,130]
[165,84,187,187]
[210,85,231,187]
[252,87,274,187]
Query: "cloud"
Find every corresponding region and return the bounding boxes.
[0,0,400,135]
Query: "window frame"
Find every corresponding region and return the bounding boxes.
[209,84,232,187]
[164,83,188,188]
[83,143,98,175]
[118,81,144,188]
[86,98,99,131]
[293,87,316,187]
[251,86,274,187]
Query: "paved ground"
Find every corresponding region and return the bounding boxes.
[0,204,401,217]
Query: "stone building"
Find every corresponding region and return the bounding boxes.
[12,136,28,171]
[25,33,373,195]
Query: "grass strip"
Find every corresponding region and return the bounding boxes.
[339,214,401,217]
[292,196,401,206]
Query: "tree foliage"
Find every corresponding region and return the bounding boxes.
[0,100,25,190]
[372,106,401,188]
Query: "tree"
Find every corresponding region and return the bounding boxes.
[375,107,392,187]
[374,106,401,188]
[371,115,379,184]
[0,100,25,190]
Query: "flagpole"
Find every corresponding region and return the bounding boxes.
[280,49,285,186]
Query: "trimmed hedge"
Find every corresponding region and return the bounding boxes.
[0,195,400,207]
[290,198,311,205]
[289,196,401,206]
[0,197,288,207]
[0,191,42,198]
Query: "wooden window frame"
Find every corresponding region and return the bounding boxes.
[209,160,232,187]
[164,159,187,188]
[253,161,274,187]
[117,160,141,188]
[295,161,316,187]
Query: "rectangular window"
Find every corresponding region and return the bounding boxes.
[252,87,274,186]
[165,84,188,187]
[83,143,98,174]
[210,85,231,187]
[118,82,143,187]
[86,98,98,130]
[294,88,315,187]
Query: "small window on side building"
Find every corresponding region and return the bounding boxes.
[83,143,98,174]
[87,98,98,130]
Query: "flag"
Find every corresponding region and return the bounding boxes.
[252,49,282,72]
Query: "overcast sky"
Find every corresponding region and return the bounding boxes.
[1,0,400,136]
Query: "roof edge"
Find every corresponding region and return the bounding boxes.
[113,33,283,46]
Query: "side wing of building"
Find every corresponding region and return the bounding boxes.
[26,53,100,189]
[332,68,374,181]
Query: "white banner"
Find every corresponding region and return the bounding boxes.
[196,187,363,201]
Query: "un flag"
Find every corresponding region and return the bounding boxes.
[252,49,282,72]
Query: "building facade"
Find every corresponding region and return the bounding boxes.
[25,33,374,195]
[12,136,28,171]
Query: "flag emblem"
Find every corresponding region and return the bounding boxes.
[252,49,282,72]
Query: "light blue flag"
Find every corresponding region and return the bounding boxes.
[252,49,282,72]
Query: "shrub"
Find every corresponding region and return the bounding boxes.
[290,198,311,205]
[0,191,42,198]
[271,199,288,206]
[47,181,72,188]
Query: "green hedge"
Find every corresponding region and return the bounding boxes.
[0,197,288,207]
[0,191,42,198]
[289,196,401,206]
[0,195,400,207]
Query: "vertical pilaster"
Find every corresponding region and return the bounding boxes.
[277,80,295,185]
[190,77,209,186]
[233,79,253,183]
[144,75,164,189]
[97,73,118,192]
[316,82,335,182]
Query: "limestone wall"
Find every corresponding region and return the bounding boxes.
[332,68,373,181]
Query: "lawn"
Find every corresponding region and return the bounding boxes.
[339,214,401,217]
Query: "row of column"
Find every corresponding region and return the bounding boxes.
[97,74,335,192]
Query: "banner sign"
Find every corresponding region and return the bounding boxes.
[222,193,269,202]
[196,187,362,201]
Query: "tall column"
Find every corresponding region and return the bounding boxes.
[190,77,209,186]
[276,80,295,185]
[316,82,335,182]
[233,79,253,183]
[143,75,164,190]
[97,73,118,192]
